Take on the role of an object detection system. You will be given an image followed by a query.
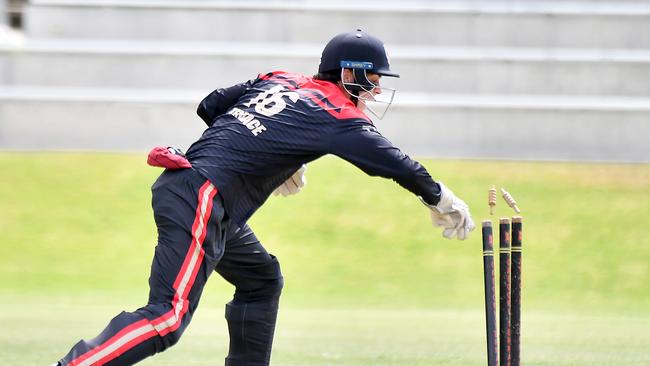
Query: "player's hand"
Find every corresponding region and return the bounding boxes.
[422,182,475,240]
[434,182,475,240]
[273,165,307,197]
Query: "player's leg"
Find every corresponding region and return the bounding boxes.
[56,169,226,366]
[216,224,284,366]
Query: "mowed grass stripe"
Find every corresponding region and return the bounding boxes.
[0,152,648,313]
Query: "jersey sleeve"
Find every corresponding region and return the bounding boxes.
[329,122,442,205]
[197,78,258,126]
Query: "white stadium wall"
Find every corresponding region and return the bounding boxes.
[1,0,649,162]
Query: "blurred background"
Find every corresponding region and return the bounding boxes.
[1,1,649,365]
[1,0,649,161]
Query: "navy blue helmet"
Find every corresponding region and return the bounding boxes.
[318,29,400,78]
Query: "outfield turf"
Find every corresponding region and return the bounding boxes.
[1,152,649,365]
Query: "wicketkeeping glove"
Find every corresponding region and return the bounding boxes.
[420,182,476,240]
[273,165,307,197]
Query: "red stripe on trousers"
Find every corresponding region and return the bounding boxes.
[68,181,217,366]
[152,181,215,330]
[68,319,151,366]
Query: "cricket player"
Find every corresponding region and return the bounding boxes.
[53,29,475,366]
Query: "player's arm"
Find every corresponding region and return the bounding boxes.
[330,123,440,204]
[196,79,257,126]
[330,123,475,240]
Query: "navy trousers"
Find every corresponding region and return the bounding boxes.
[58,169,283,366]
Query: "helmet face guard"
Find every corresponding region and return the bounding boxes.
[339,61,396,120]
[318,30,399,119]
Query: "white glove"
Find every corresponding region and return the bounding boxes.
[273,165,307,197]
[421,182,476,240]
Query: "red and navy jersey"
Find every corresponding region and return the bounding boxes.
[186,71,440,226]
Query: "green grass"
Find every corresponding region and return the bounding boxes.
[1,152,649,365]
[3,301,649,366]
